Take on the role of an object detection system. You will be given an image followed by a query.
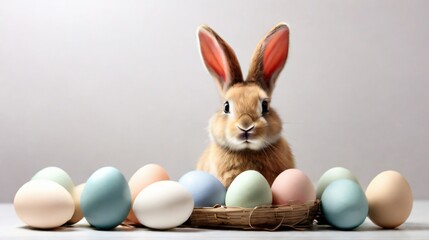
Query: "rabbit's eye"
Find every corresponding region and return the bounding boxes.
[262,100,269,114]
[224,101,230,114]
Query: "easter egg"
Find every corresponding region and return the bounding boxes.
[80,167,131,230]
[366,170,413,229]
[133,180,194,229]
[179,170,226,207]
[271,169,316,205]
[225,170,272,208]
[321,179,368,230]
[316,167,359,199]
[127,164,169,224]
[14,180,75,229]
[32,166,74,194]
[67,183,85,224]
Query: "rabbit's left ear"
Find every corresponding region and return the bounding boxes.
[197,25,243,95]
[247,23,290,96]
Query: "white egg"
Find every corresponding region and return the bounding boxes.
[133,180,194,229]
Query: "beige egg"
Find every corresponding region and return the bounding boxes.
[366,170,413,229]
[14,180,75,229]
[127,164,169,224]
[67,183,85,224]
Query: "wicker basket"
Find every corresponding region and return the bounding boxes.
[184,200,320,231]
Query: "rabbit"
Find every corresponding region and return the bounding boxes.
[196,23,295,187]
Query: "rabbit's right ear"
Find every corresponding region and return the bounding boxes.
[247,23,290,96]
[197,25,243,95]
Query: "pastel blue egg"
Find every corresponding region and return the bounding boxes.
[178,170,226,207]
[321,179,368,230]
[80,167,131,230]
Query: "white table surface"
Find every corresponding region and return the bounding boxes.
[1,201,429,240]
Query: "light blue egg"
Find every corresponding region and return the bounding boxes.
[321,179,368,230]
[80,167,131,230]
[179,170,226,207]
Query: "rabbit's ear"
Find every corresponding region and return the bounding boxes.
[247,23,290,96]
[198,25,243,95]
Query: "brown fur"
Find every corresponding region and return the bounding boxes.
[196,23,294,187]
[198,136,294,187]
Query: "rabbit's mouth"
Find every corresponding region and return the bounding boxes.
[226,135,265,151]
[238,132,252,142]
[237,133,263,149]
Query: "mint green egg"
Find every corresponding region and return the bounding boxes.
[80,167,131,230]
[32,166,74,194]
[225,170,272,208]
[316,167,359,199]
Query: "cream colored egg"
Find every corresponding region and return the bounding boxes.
[366,170,413,229]
[14,180,75,229]
[67,183,85,224]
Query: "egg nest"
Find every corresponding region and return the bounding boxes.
[184,200,320,231]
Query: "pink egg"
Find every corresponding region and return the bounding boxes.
[271,169,316,205]
[127,164,170,224]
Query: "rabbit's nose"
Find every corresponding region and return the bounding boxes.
[237,114,255,132]
[237,125,255,133]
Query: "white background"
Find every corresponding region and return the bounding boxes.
[1,0,428,202]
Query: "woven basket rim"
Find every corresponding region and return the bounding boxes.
[185,200,320,231]
[193,200,319,210]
